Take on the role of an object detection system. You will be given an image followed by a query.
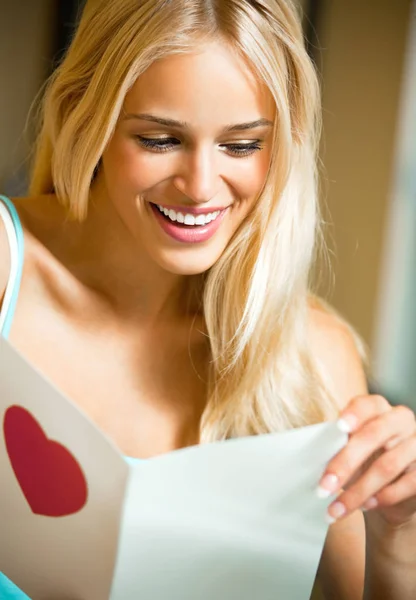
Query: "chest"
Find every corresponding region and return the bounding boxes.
[9,298,209,458]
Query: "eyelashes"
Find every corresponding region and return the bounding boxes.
[135,136,263,157]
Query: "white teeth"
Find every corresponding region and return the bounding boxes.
[184,214,196,225]
[156,204,221,226]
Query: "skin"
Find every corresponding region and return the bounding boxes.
[2,38,416,599]
[310,310,416,599]
[97,40,275,278]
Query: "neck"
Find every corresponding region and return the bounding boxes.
[65,188,203,325]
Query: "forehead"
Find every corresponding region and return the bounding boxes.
[123,40,275,126]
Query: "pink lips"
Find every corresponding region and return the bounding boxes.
[149,203,227,244]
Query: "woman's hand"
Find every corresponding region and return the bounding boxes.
[317,394,416,528]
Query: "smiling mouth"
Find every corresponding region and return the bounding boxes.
[148,200,228,244]
[151,203,224,227]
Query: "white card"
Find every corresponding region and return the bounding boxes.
[0,336,347,599]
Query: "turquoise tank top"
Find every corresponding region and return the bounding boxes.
[0,195,142,599]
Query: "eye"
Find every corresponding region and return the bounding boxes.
[136,137,180,153]
[224,142,263,157]
[135,136,263,157]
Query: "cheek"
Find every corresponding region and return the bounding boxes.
[102,138,159,192]
[232,154,270,211]
[103,136,271,205]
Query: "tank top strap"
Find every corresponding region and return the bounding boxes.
[0,195,24,339]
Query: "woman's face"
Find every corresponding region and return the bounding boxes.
[100,39,275,275]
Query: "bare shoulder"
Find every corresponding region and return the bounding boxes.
[307,295,369,409]
[0,194,64,305]
[308,296,368,599]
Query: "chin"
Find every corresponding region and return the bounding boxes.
[153,249,221,276]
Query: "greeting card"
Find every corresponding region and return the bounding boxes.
[0,336,347,599]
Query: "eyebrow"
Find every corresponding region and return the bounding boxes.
[123,113,274,132]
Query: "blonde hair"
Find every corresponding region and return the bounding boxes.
[29,0,368,441]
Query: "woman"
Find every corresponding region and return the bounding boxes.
[1,0,416,598]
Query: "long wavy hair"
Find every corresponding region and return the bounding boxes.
[29,0,368,441]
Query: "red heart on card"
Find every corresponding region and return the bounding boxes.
[3,405,88,517]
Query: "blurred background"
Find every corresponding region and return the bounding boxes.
[0,2,414,599]
[0,0,415,412]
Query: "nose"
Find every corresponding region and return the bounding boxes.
[172,144,222,204]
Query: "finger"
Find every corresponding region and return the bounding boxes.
[321,405,416,495]
[329,435,416,518]
[337,394,392,434]
[383,406,416,450]
[375,460,416,507]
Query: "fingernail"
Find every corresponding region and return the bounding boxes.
[327,501,346,522]
[316,473,340,498]
[325,513,337,525]
[362,496,378,511]
[337,414,358,433]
